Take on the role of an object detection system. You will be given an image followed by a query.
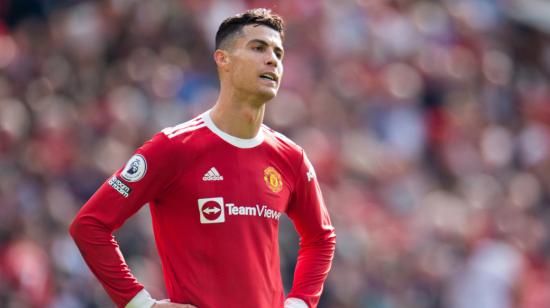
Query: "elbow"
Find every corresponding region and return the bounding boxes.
[301,226,336,250]
[69,214,97,242]
[322,226,337,256]
[328,228,336,253]
[325,225,336,247]
[69,215,83,242]
[329,226,336,242]
[69,214,113,244]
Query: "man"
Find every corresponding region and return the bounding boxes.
[70,8,336,308]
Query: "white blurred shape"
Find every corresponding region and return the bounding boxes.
[341,131,380,175]
[480,125,513,168]
[64,3,105,57]
[447,46,478,81]
[151,63,184,99]
[293,127,331,168]
[445,240,523,308]
[322,1,368,56]
[93,136,132,174]
[370,10,419,58]
[509,172,542,209]
[420,190,469,236]
[107,86,148,125]
[383,63,423,99]
[202,0,246,48]
[411,1,450,37]
[51,234,88,275]
[266,90,307,128]
[459,173,503,210]
[447,0,498,31]
[151,100,187,132]
[35,95,76,131]
[0,98,30,139]
[518,122,550,166]
[127,48,158,82]
[45,184,78,226]
[416,43,449,76]
[483,50,513,85]
[384,106,426,161]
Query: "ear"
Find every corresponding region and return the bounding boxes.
[214,49,230,69]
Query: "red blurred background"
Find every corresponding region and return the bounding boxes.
[1,0,550,307]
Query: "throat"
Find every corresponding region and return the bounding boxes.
[209,104,265,139]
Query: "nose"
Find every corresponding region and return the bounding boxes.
[265,50,278,67]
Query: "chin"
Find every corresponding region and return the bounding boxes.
[254,89,277,102]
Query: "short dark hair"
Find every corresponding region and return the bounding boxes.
[215,8,285,50]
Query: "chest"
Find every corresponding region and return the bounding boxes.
[162,147,293,226]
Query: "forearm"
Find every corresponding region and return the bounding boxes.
[70,215,145,307]
[288,232,336,307]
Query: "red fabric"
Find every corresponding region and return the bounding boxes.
[70,113,335,308]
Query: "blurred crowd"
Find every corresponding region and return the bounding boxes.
[1,0,550,307]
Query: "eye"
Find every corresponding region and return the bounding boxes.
[252,45,264,51]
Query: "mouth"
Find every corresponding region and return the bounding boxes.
[259,72,278,84]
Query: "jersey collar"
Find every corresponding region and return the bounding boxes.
[202,109,265,149]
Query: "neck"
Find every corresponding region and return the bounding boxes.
[210,89,267,139]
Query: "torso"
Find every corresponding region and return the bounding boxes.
[149,112,302,308]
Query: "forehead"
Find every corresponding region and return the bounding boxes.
[238,24,283,48]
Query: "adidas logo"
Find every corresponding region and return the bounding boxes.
[203,167,224,181]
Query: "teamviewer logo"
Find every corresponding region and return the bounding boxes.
[198,197,225,224]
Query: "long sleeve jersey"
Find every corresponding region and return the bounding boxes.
[70,110,336,308]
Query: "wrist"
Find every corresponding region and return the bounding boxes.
[125,289,157,308]
[285,297,308,308]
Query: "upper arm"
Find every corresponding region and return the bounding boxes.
[74,132,179,231]
[286,150,335,243]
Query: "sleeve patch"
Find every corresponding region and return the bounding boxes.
[108,176,132,198]
[121,154,147,182]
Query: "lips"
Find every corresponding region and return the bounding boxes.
[259,72,278,83]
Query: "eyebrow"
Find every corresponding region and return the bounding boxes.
[247,39,284,55]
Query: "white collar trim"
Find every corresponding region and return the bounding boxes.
[202,109,264,148]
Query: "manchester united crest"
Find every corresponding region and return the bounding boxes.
[264,167,282,193]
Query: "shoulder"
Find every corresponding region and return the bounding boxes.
[261,124,304,160]
[161,113,208,142]
[140,114,208,157]
[139,114,209,170]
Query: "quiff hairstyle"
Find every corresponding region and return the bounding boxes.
[215,8,285,50]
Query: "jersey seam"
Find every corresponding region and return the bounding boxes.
[289,148,305,204]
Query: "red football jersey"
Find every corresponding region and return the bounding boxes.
[70,110,336,308]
